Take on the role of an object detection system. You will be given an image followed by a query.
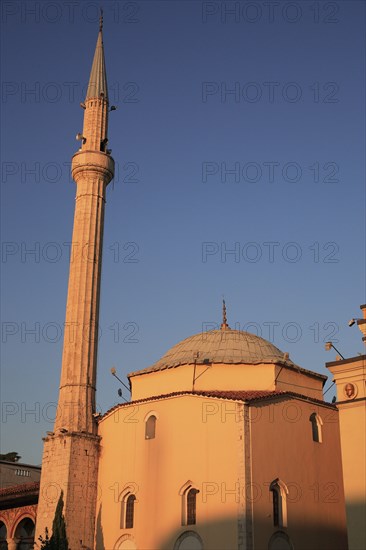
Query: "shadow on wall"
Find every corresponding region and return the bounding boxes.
[96,513,349,550]
[95,505,105,550]
[345,501,366,550]
[160,515,348,550]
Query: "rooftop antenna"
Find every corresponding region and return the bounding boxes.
[192,353,212,391]
[325,342,345,360]
[110,367,131,402]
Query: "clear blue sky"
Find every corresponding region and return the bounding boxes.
[1,1,365,464]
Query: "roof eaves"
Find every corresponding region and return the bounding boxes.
[0,481,40,498]
[273,361,328,382]
[128,358,295,378]
[99,389,335,421]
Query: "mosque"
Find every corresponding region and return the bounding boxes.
[0,19,365,550]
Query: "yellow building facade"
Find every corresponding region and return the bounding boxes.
[96,326,348,550]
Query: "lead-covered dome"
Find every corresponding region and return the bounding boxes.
[129,329,295,376]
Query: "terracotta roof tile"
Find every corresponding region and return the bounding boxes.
[0,481,40,497]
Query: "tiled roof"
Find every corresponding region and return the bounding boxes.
[101,389,335,420]
[129,330,298,377]
[194,390,283,400]
[0,481,40,498]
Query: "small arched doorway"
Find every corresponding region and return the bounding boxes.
[14,518,35,550]
[0,521,8,550]
[174,531,203,550]
[268,530,294,550]
[114,534,137,549]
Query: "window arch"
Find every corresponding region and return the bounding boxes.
[309,413,323,443]
[270,479,288,528]
[114,534,137,549]
[179,482,200,526]
[120,489,137,530]
[145,415,157,439]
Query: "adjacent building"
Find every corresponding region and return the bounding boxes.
[0,461,40,549]
[326,304,366,550]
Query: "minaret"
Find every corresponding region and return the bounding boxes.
[35,17,114,549]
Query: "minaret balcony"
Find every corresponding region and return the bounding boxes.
[71,150,114,185]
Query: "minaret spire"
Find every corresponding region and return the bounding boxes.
[86,11,108,102]
[99,7,103,31]
[36,20,115,550]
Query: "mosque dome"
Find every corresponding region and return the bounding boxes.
[130,328,295,376]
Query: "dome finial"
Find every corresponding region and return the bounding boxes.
[221,298,230,330]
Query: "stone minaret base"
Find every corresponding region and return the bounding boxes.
[35,433,100,549]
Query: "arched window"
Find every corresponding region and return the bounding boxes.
[125,495,136,529]
[120,491,137,530]
[309,413,323,443]
[270,479,288,528]
[187,488,198,525]
[145,415,157,439]
[179,482,200,526]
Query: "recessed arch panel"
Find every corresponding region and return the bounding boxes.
[174,530,203,550]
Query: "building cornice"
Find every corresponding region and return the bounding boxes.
[326,354,366,368]
[99,389,336,422]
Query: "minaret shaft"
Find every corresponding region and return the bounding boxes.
[35,24,114,549]
[82,98,109,152]
[55,171,107,433]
